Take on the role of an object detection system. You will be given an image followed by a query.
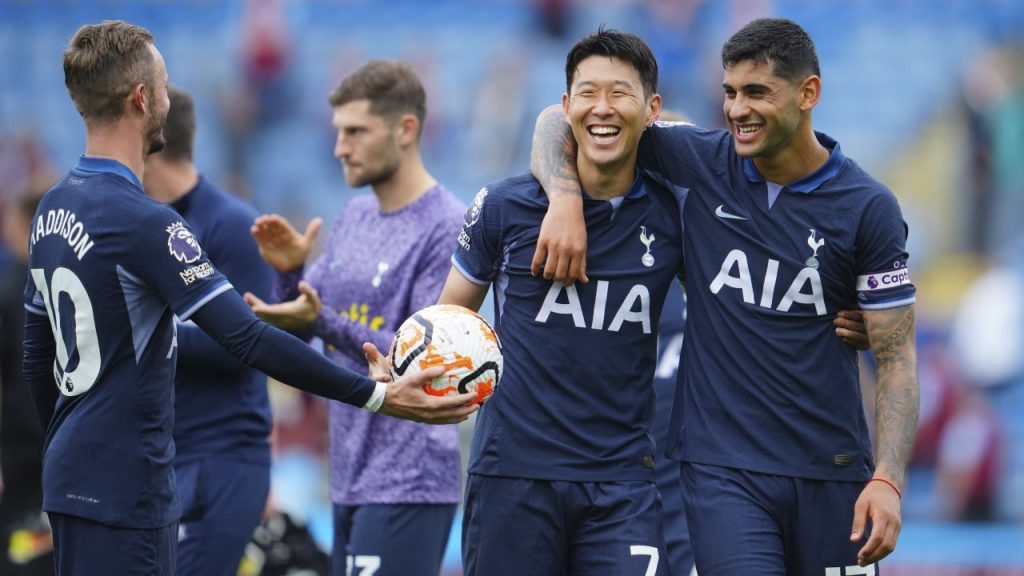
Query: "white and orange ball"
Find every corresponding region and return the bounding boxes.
[389,304,503,405]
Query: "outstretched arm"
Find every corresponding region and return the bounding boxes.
[850,303,919,566]
[193,289,478,424]
[363,266,490,390]
[529,105,588,284]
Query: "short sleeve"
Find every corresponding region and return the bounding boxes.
[855,192,916,310]
[451,185,501,285]
[131,206,232,320]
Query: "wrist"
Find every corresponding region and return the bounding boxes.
[362,381,387,412]
[867,476,902,499]
[550,193,583,205]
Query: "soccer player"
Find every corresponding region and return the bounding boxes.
[142,85,273,576]
[530,18,919,574]
[244,60,465,576]
[435,28,683,575]
[22,20,476,575]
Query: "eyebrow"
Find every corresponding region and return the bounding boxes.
[574,79,636,90]
[722,81,770,92]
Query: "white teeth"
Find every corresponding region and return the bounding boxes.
[590,126,620,136]
[739,125,760,134]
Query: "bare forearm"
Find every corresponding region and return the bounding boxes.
[531,105,581,199]
[867,304,919,488]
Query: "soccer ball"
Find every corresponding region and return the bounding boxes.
[389,304,503,405]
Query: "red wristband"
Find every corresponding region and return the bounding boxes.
[867,477,901,499]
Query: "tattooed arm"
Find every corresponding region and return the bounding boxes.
[850,303,919,567]
[529,104,589,284]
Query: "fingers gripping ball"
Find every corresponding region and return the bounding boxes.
[390,305,503,405]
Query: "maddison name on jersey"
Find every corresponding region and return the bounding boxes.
[30,206,94,261]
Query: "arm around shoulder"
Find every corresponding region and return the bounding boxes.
[529,105,588,284]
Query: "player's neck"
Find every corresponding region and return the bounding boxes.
[577,155,637,201]
[84,123,147,184]
[146,161,199,204]
[752,126,829,185]
[372,153,436,213]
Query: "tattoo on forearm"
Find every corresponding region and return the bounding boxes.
[531,107,581,199]
[869,305,919,488]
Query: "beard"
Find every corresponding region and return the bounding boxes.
[348,159,398,188]
[146,133,166,156]
[144,99,167,156]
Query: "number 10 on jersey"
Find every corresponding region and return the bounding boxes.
[31,267,101,396]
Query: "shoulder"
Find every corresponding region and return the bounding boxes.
[431,183,468,215]
[640,171,682,203]
[830,157,904,216]
[481,172,543,205]
[198,178,260,223]
[837,157,890,193]
[648,121,731,150]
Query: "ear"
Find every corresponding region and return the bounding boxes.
[645,93,662,127]
[396,113,419,147]
[129,82,148,116]
[561,92,570,116]
[798,75,821,112]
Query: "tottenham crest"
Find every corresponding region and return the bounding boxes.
[805,228,825,269]
[640,225,656,267]
[167,221,202,264]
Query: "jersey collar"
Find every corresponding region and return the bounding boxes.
[73,156,144,191]
[741,132,845,193]
[581,170,647,203]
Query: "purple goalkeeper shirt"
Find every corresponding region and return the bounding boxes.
[274,184,465,505]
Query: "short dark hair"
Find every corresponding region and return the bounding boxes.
[62,20,157,123]
[160,85,196,162]
[327,60,427,140]
[565,26,658,99]
[721,18,820,83]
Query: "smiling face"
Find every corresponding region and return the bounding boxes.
[722,58,808,160]
[332,99,401,188]
[563,55,659,179]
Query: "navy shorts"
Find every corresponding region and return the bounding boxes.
[656,464,694,576]
[176,458,270,576]
[49,512,177,575]
[682,462,879,576]
[462,474,668,576]
[330,502,456,576]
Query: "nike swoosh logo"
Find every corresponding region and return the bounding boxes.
[714,204,748,221]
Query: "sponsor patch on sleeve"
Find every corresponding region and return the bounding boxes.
[458,186,488,252]
[857,266,912,291]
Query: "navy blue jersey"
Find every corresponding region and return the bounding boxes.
[641,124,916,481]
[453,172,684,482]
[23,157,232,528]
[170,176,272,465]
